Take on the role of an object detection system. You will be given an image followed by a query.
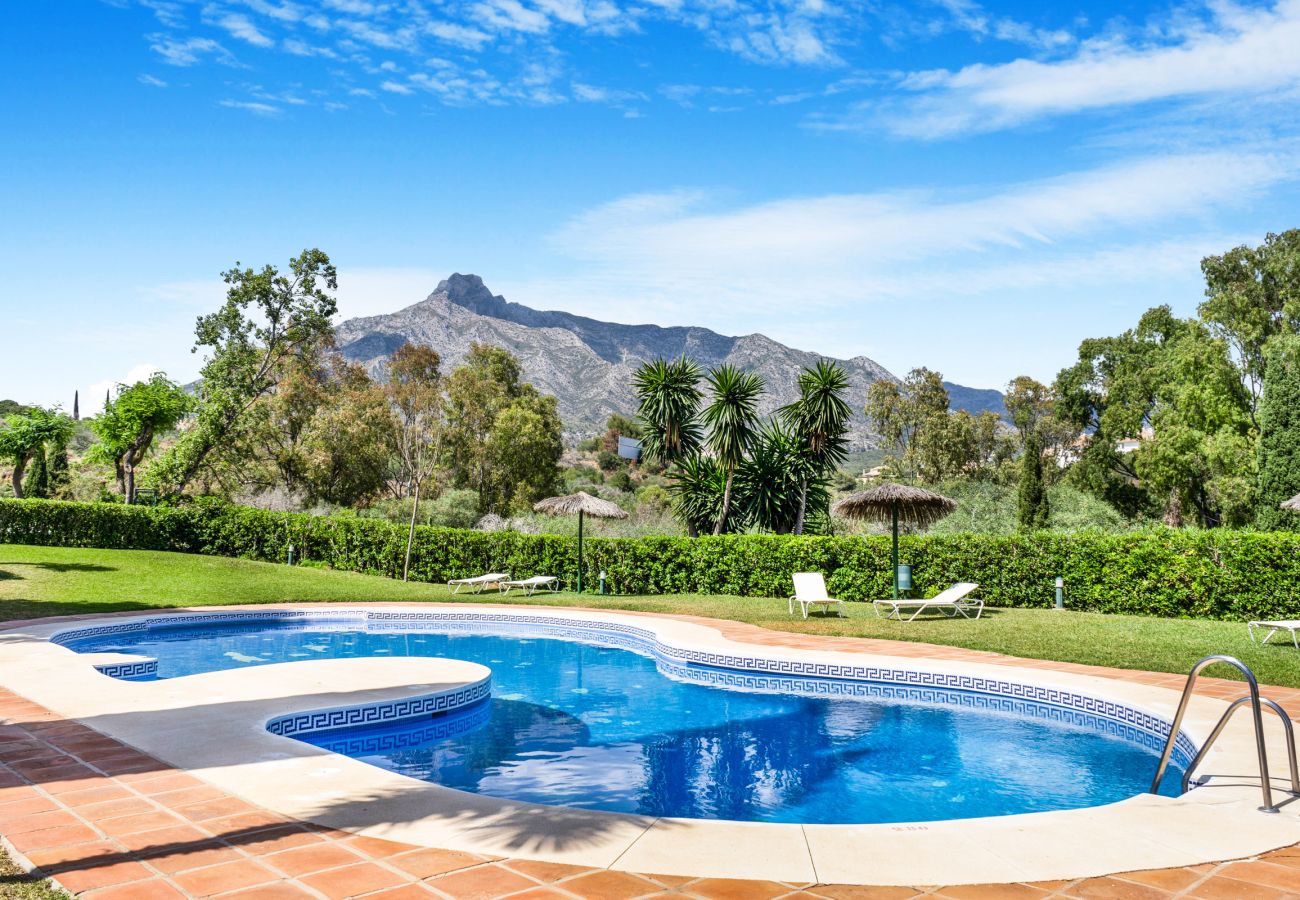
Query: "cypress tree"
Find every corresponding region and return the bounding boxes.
[49,441,69,496]
[1256,335,1300,530]
[1018,431,1050,530]
[73,391,79,421]
[22,445,50,499]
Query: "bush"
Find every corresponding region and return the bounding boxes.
[3,498,1300,619]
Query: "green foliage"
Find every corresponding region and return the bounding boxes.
[780,360,851,534]
[89,372,192,502]
[7,497,1300,620]
[21,446,50,499]
[633,357,704,465]
[47,440,69,496]
[1256,335,1300,530]
[150,249,338,495]
[1017,433,1048,530]
[702,364,765,535]
[1199,229,1300,413]
[0,408,74,499]
[735,420,822,534]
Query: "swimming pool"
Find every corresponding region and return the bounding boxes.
[57,611,1189,825]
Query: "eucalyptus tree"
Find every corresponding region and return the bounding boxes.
[386,343,445,580]
[703,364,765,535]
[150,249,338,495]
[780,360,851,534]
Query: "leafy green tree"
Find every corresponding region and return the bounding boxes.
[1256,334,1300,530]
[445,344,562,514]
[702,364,765,535]
[1199,229,1300,417]
[865,368,950,481]
[150,249,338,495]
[780,360,850,534]
[1055,306,1254,526]
[22,446,50,499]
[0,408,73,498]
[90,373,192,502]
[300,359,394,507]
[633,358,704,466]
[387,342,445,579]
[1017,431,1049,529]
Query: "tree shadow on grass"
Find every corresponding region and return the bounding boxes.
[0,600,157,625]
[0,562,117,574]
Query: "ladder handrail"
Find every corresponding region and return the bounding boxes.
[1150,654,1277,812]
[1180,696,1300,796]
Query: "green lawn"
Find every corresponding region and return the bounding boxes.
[3,543,1299,687]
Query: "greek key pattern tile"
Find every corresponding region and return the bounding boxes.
[266,677,491,737]
[308,700,494,756]
[92,659,158,680]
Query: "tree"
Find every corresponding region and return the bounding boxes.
[780,360,850,534]
[150,249,338,495]
[299,359,394,507]
[387,343,445,579]
[48,440,69,496]
[633,358,704,466]
[22,446,50,499]
[667,454,726,535]
[90,373,192,502]
[865,368,949,481]
[1256,334,1300,530]
[1199,229,1300,418]
[1017,431,1049,529]
[702,364,765,535]
[735,420,817,534]
[0,408,73,499]
[444,344,562,514]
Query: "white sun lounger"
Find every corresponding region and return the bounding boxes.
[788,573,846,618]
[499,576,560,596]
[448,573,510,594]
[874,582,982,621]
[1249,620,1300,649]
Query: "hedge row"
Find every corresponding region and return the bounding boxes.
[2,498,1299,620]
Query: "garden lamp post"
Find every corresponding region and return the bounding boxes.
[533,491,628,593]
[832,484,956,600]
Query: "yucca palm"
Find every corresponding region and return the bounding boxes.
[668,453,728,536]
[735,420,820,533]
[703,364,765,535]
[633,357,704,465]
[781,360,851,534]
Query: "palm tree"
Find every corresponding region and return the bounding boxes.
[667,454,727,536]
[703,364,765,535]
[735,419,816,534]
[781,360,851,534]
[633,357,704,465]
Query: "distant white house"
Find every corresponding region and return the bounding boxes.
[857,465,888,484]
[1115,428,1154,454]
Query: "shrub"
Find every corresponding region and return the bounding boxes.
[3,498,1300,619]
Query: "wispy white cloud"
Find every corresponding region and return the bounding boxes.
[878,0,1300,138]
[149,35,234,66]
[380,79,414,95]
[218,97,281,114]
[138,73,168,87]
[530,149,1298,321]
[210,11,275,47]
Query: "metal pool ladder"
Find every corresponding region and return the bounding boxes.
[1150,654,1299,813]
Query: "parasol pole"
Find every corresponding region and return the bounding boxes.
[891,501,899,600]
[577,509,585,594]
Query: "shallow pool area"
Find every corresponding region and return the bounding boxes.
[58,613,1187,824]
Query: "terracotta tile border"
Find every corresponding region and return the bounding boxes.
[1,606,1299,898]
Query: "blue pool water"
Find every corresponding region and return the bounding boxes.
[60,618,1185,824]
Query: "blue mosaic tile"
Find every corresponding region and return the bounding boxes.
[266,676,491,738]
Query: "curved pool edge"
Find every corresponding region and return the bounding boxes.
[2,602,1299,886]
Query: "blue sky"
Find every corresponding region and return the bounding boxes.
[3,0,1299,409]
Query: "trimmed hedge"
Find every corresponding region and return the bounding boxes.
[2,498,1299,620]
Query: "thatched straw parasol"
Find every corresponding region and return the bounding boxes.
[833,484,957,600]
[1280,493,1300,512]
[534,491,628,593]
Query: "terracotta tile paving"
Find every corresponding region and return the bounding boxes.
[2,607,1300,898]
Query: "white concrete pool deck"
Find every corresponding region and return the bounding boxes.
[1,602,1298,886]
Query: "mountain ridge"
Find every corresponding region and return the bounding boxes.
[334,274,1005,448]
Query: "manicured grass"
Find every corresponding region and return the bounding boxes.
[3,543,1300,687]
